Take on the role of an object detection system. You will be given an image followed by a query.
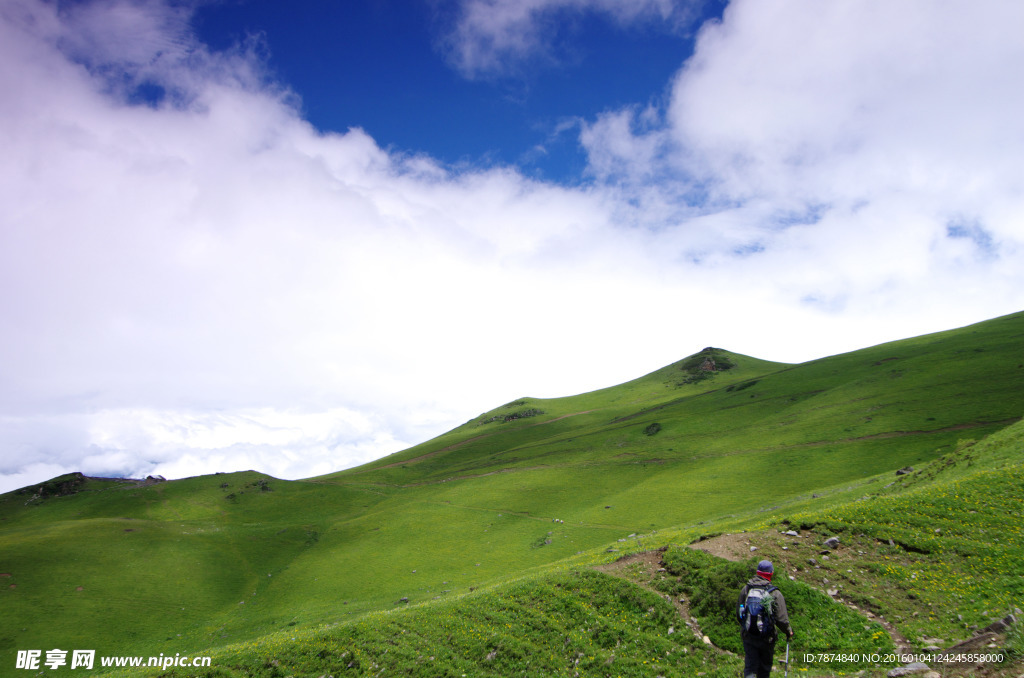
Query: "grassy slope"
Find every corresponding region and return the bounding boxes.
[781,417,1024,645]
[0,473,387,655]
[109,569,747,678]
[662,415,1024,676]
[120,399,1024,677]
[1,310,1023,674]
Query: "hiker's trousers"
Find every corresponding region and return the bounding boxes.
[742,637,776,678]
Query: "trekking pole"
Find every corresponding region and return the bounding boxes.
[784,641,790,678]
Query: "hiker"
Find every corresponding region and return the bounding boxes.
[737,559,794,678]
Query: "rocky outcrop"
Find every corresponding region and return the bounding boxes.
[17,472,87,499]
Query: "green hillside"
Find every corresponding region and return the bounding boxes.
[2,310,1023,676]
[106,416,1024,678]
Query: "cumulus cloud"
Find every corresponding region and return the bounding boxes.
[582,0,1024,314]
[1,0,1023,493]
[441,0,704,78]
[669,0,1024,203]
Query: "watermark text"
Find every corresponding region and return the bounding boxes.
[16,649,212,671]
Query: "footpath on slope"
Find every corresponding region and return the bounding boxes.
[686,531,917,659]
[594,550,726,652]
[594,530,1024,678]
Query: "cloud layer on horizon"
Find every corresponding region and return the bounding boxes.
[1,0,1022,493]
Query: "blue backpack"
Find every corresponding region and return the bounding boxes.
[739,585,778,637]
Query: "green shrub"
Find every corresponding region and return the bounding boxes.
[1007,619,1024,659]
[659,547,750,653]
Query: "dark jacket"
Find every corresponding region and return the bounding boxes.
[737,576,791,642]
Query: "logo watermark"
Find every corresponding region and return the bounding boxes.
[16,649,213,671]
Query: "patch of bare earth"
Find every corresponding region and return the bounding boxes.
[686,532,756,563]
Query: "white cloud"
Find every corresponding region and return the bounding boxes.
[582,0,1024,315]
[56,0,193,69]
[2,0,1023,494]
[0,0,670,493]
[441,0,701,78]
[0,405,426,492]
[667,0,1024,206]
[579,106,667,183]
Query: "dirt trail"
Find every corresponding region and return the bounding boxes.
[687,532,917,656]
[595,550,728,653]
[594,537,1024,677]
[594,544,907,678]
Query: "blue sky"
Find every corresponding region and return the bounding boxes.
[192,0,723,180]
[1,0,1023,492]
